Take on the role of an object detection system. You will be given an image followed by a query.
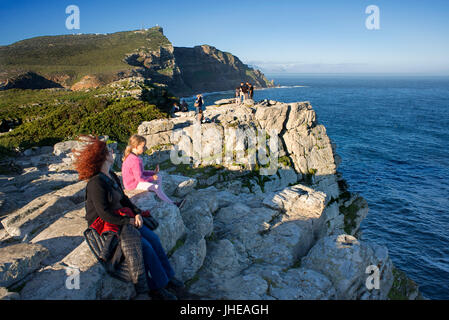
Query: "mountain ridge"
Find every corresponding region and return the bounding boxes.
[0,26,274,96]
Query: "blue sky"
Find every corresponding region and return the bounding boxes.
[1,0,448,74]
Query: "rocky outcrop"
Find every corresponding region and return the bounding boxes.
[0,99,421,300]
[137,99,346,228]
[174,45,273,95]
[301,234,393,300]
[0,243,49,288]
[70,75,102,91]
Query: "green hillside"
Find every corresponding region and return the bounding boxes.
[0,27,170,85]
[0,79,174,155]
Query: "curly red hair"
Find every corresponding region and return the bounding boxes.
[73,135,108,181]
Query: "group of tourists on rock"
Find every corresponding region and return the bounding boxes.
[235,81,254,104]
[171,99,189,115]
[74,134,187,300]
[171,80,256,121]
[171,94,206,124]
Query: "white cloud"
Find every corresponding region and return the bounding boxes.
[245,60,449,74]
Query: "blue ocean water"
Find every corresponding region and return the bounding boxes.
[185,74,449,300]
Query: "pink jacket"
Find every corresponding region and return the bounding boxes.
[121,153,156,190]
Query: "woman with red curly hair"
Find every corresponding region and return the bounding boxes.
[73,135,183,300]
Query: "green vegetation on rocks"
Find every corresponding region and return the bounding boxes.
[388,267,423,300]
[340,201,360,235]
[339,197,367,235]
[241,170,272,193]
[278,155,292,168]
[167,236,186,258]
[0,80,175,154]
[303,168,317,185]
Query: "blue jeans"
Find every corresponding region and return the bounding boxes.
[139,225,175,290]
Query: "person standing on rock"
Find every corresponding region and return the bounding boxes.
[240,82,248,102]
[235,86,242,105]
[122,134,186,209]
[248,82,254,100]
[74,135,184,300]
[194,94,204,123]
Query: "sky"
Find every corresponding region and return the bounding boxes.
[1,0,448,74]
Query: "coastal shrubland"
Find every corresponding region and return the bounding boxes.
[0,80,174,155]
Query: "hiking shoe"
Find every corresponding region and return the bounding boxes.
[167,277,185,289]
[150,288,178,300]
[175,198,186,210]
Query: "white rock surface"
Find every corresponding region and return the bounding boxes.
[0,243,49,288]
[301,234,394,300]
[0,99,416,300]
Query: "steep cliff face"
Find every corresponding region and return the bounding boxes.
[174,45,273,95]
[0,27,273,96]
[122,38,189,95]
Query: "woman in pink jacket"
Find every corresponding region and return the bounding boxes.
[122,135,186,209]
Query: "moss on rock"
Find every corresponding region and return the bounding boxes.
[388,267,423,300]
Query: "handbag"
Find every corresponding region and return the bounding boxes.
[142,215,159,230]
[139,209,158,230]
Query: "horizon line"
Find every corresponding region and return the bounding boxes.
[263,72,449,77]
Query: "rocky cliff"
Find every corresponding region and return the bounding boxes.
[0,99,421,300]
[0,27,273,96]
[174,45,273,95]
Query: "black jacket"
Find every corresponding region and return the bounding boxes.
[85,171,140,227]
[195,97,203,108]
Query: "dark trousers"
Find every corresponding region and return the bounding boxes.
[139,225,175,290]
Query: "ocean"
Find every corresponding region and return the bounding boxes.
[183,74,449,300]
